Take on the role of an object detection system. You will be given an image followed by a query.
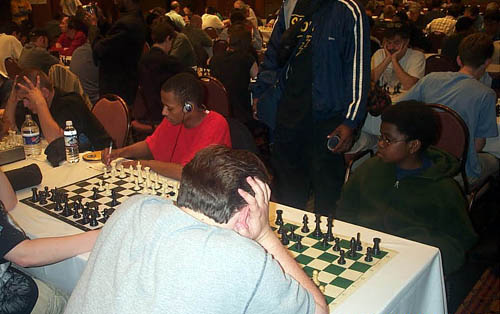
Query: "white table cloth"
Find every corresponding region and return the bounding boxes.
[2,157,447,314]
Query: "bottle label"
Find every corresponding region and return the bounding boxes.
[64,135,78,147]
[23,133,40,145]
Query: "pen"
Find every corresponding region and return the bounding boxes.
[108,141,113,156]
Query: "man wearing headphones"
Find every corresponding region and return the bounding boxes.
[102,73,231,180]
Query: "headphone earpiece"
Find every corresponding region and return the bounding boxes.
[183,102,193,113]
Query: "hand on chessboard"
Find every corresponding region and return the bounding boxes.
[234,176,273,244]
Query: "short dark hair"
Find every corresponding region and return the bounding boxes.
[447,4,462,18]
[177,145,271,224]
[0,22,20,35]
[16,68,54,92]
[228,23,251,51]
[28,28,48,42]
[161,73,204,107]
[206,6,217,15]
[151,17,176,43]
[455,16,474,33]
[230,8,247,24]
[383,22,410,40]
[458,33,494,69]
[381,100,437,152]
[430,0,441,9]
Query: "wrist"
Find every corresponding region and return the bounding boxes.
[256,227,278,250]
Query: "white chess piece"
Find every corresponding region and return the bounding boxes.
[119,165,126,178]
[103,167,109,178]
[154,173,161,190]
[137,162,143,183]
[98,180,105,192]
[133,176,140,191]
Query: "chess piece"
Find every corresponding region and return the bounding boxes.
[373,238,381,256]
[119,165,126,178]
[38,191,47,205]
[322,233,329,248]
[137,162,143,183]
[62,200,71,216]
[356,232,362,251]
[301,214,310,233]
[365,247,373,262]
[289,226,298,241]
[98,180,105,192]
[333,237,341,251]
[281,231,289,245]
[312,270,320,286]
[133,176,140,191]
[326,216,334,241]
[92,187,99,200]
[348,237,356,258]
[72,204,81,218]
[110,189,119,207]
[275,209,283,225]
[338,249,346,265]
[154,173,161,190]
[313,214,323,239]
[295,236,303,250]
[31,187,39,202]
[89,210,98,227]
[103,167,109,178]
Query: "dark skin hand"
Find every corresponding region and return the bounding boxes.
[328,124,354,153]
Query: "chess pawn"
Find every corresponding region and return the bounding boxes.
[119,165,126,178]
[137,163,143,183]
[98,180,105,192]
[133,176,140,191]
[154,173,161,190]
[103,167,109,178]
[144,166,151,180]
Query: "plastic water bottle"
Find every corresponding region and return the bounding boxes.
[21,114,41,157]
[64,120,79,163]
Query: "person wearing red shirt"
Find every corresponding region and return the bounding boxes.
[102,73,231,180]
[51,16,87,56]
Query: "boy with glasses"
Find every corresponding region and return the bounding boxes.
[337,101,477,276]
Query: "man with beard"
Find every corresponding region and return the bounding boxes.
[371,23,425,92]
[92,0,146,106]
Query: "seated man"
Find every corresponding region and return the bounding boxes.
[425,4,461,36]
[371,23,425,92]
[102,73,231,180]
[18,29,60,74]
[66,145,328,314]
[399,33,499,184]
[0,169,99,314]
[201,6,225,31]
[51,16,87,56]
[337,101,478,276]
[2,68,111,150]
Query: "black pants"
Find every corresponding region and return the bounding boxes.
[270,115,345,216]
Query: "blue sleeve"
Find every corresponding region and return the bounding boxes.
[476,91,498,138]
[397,78,423,103]
[340,0,371,129]
[251,6,287,98]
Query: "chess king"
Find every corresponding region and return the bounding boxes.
[66,145,329,314]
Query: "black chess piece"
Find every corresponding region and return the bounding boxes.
[301,214,310,233]
[110,189,119,207]
[313,214,323,239]
[38,191,47,205]
[295,236,303,250]
[277,223,285,235]
[281,231,289,245]
[373,237,381,256]
[348,237,356,258]
[338,249,346,265]
[333,237,341,251]
[275,209,283,226]
[322,233,329,248]
[54,197,62,211]
[289,226,298,241]
[365,247,373,262]
[44,186,49,197]
[356,232,363,251]
[31,188,39,202]
[89,210,98,227]
[326,216,334,241]
[92,187,99,200]
[73,204,81,219]
[49,188,56,201]
[62,200,71,216]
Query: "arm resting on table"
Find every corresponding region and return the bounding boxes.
[4,229,100,268]
[0,170,17,211]
[140,160,183,181]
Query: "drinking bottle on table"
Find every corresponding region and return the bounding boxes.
[21,114,41,157]
[64,120,79,163]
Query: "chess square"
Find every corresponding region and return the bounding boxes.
[307,258,331,271]
[312,241,332,251]
[318,271,336,284]
[72,187,89,195]
[324,284,345,298]
[330,276,354,289]
[349,261,371,273]
[317,252,338,263]
[323,264,346,276]
[300,247,324,258]
[295,254,315,266]
[339,269,363,282]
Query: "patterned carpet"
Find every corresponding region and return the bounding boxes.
[455,266,500,314]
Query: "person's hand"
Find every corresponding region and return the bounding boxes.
[84,11,98,27]
[101,147,121,166]
[252,98,259,120]
[328,124,354,153]
[16,76,48,113]
[235,177,272,243]
[383,42,393,60]
[392,40,408,62]
[120,159,140,169]
[6,75,19,107]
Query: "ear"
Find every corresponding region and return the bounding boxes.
[408,139,421,154]
[232,205,250,233]
[456,56,463,68]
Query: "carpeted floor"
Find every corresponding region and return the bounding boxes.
[455,266,500,314]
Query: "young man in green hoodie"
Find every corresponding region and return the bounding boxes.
[337,101,477,276]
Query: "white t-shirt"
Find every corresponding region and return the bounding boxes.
[371,47,426,91]
[65,196,315,314]
[0,33,23,78]
[202,13,225,30]
[166,10,185,29]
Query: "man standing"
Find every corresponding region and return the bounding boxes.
[166,1,185,30]
[252,0,370,216]
[92,0,146,106]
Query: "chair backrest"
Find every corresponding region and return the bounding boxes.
[92,94,130,148]
[427,103,469,189]
[200,75,231,117]
[194,45,209,68]
[204,27,218,39]
[427,31,446,53]
[226,117,258,154]
[425,54,459,75]
[4,58,22,79]
[213,39,229,57]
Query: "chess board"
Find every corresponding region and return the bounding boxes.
[271,211,398,311]
[20,170,179,231]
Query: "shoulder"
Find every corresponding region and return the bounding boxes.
[204,111,229,127]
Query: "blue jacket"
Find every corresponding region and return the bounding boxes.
[252,0,370,129]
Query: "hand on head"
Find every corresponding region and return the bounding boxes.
[16,75,48,113]
[234,176,272,243]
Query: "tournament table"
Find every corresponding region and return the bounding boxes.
[2,155,447,314]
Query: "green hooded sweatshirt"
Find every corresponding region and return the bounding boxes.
[337,147,478,275]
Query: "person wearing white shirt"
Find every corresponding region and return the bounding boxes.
[0,23,23,78]
[371,24,425,92]
[166,1,185,30]
[202,6,225,30]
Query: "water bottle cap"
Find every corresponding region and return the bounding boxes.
[66,120,73,126]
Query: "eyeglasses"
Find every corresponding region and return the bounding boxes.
[378,135,407,145]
